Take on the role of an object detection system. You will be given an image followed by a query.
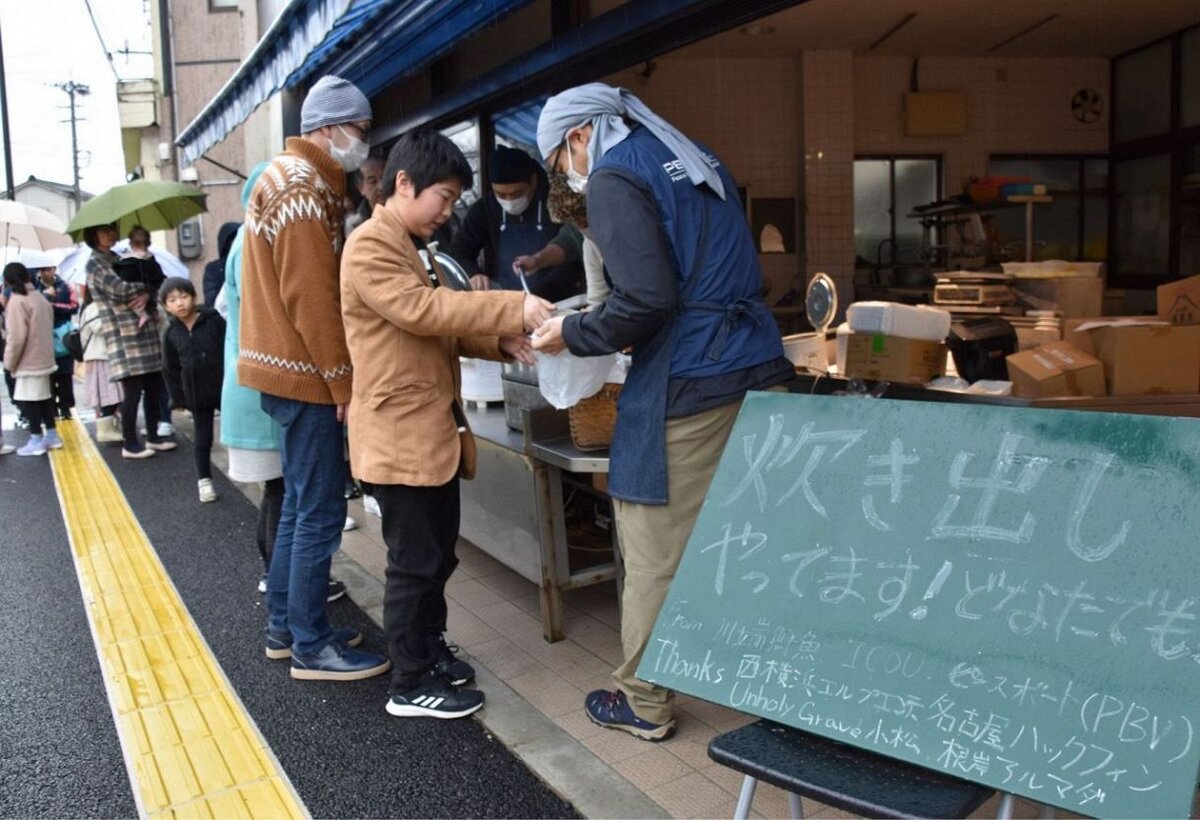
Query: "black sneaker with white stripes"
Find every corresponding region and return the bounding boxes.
[386,670,484,719]
[431,633,475,686]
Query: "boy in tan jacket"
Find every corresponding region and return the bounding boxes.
[341,131,553,718]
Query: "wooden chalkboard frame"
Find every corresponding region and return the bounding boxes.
[640,391,1200,819]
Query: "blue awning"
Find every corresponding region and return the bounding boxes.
[177,0,536,166]
[313,0,535,99]
[494,98,546,150]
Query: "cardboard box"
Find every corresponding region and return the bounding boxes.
[1157,274,1200,325]
[1006,341,1106,399]
[843,333,947,385]
[1065,320,1200,395]
[1013,276,1104,318]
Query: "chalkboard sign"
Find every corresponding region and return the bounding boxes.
[639,392,1200,818]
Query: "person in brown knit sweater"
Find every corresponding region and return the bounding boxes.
[239,75,390,681]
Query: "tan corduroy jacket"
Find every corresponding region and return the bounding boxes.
[341,204,525,486]
[238,137,350,405]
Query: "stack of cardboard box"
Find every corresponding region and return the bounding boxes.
[1011,274,1200,399]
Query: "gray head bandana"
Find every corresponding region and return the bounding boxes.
[536,83,725,201]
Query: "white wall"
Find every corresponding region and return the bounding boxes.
[14,186,80,227]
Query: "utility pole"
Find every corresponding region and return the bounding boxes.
[54,81,91,207]
[0,18,15,199]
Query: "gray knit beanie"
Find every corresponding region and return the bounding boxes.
[300,76,372,133]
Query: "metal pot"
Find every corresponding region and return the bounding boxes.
[502,361,539,385]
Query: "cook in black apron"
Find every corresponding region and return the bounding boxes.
[446,145,584,303]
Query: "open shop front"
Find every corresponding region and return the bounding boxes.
[179,0,1200,643]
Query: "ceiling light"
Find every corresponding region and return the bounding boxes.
[741,23,775,36]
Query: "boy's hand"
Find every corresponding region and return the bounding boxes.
[470,274,491,291]
[499,335,534,364]
[522,293,554,333]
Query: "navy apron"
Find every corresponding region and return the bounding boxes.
[608,202,715,505]
[492,201,548,292]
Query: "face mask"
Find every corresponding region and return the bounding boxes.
[546,171,587,226]
[565,138,589,195]
[497,194,531,216]
[331,125,369,172]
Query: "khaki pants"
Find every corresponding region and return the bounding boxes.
[611,399,742,725]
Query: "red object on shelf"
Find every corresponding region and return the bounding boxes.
[967,175,1033,203]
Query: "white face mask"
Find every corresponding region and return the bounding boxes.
[497,194,531,216]
[331,125,369,172]
[565,137,589,195]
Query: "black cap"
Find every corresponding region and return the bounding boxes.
[490,145,539,184]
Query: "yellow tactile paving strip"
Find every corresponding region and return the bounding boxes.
[49,420,307,819]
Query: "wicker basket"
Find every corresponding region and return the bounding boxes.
[568,383,622,451]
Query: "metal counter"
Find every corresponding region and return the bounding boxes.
[461,404,617,642]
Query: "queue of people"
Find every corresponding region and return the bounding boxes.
[3,72,782,738]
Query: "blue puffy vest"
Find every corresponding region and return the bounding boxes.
[596,128,782,379]
[595,127,784,504]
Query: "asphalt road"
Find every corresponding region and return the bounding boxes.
[1,423,578,819]
[0,441,138,819]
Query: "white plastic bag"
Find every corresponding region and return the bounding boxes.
[535,350,616,409]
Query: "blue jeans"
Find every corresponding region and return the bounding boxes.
[260,395,346,656]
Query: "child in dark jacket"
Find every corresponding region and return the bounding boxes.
[161,277,226,502]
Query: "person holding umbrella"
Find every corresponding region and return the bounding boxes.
[84,223,177,459]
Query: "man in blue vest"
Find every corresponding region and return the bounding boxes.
[532,84,792,741]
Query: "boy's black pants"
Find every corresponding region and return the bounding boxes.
[375,480,460,694]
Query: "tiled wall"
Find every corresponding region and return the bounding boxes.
[603,57,802,301]
[802,51,857,306]
[173,0,247,284]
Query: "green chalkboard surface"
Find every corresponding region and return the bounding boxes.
[639,392,1200,818]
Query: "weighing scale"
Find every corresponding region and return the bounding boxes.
[781,273,837,373]
[933,271,1016,307]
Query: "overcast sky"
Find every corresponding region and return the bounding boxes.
[1,0,154,196]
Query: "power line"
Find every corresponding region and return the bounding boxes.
[81,0,120,80]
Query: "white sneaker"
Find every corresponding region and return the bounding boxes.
[198,478,217,503]
[0,444,15,456]
[343,515,358,532]
[157,421,175,437]
[363,494,381,517]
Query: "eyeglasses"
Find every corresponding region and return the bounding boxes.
[342,123,370,142]
[547,140,568,173]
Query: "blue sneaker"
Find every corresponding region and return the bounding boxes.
[290,639,390,681]
[41,429,63,450]
[585,689,676,741]
[17,436,46,457]
[265,627,363,660]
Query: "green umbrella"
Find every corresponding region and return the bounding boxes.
[66,179,207,240]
